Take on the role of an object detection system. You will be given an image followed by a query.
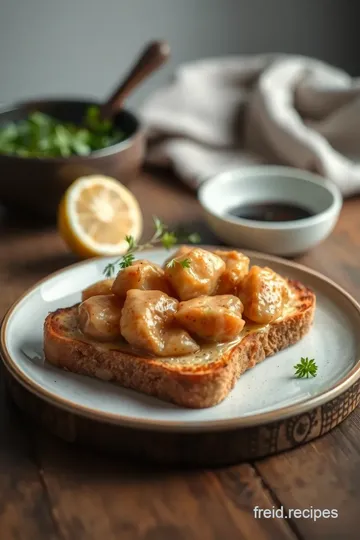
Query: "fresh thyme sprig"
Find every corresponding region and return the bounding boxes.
[294,357,318,378]
[103,217,200,278]
[166,257,191,269]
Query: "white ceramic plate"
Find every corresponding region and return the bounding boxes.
[2,249,360,433]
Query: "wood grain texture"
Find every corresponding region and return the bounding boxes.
[0,169,360,539]
[31,430,298,540]
[255,411,360,540]
[0,375,58,540]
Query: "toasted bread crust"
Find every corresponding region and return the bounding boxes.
[43,279,315,408]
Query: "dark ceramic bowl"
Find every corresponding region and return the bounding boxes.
[0,98,145,219]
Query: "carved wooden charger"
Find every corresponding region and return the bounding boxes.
[1,249,360,466]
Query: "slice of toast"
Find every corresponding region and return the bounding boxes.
[44,279,315,409]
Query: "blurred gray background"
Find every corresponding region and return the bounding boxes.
[0,0,358,110]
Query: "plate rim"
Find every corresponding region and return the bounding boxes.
[2,247,360,433]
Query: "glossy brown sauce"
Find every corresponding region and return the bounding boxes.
[227,202,314,222]
[64,294,297,365]
[70,319,268,366]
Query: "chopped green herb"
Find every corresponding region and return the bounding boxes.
[153,216,165,237]
[103,217,200,277]
[124,235,137,251]
[104,262,116,279]
[187,232,201,244]
[161,231,177,250]
[179,258,191,268]
[294,357,318,378]
[119,253,136,269]
[166,258,176,269]
[166,257,191,269]
[0,106,125,158]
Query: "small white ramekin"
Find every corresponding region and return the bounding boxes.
[198,166,342,256]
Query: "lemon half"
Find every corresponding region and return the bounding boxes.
[58,175,143,258]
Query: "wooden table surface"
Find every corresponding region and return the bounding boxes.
[1,169,360,540]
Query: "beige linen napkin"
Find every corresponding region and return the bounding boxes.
[140,54,360,196]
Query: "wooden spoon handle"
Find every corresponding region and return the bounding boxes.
[101,40,170,118]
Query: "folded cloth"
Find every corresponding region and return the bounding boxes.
[140,54,360,196]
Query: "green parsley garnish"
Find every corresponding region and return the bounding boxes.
[294,357,318,378]
[103,217,200,278]
[161,231,177,250]
[0,106,125,158]
[166,257,191,269]
[185,232,201,244]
